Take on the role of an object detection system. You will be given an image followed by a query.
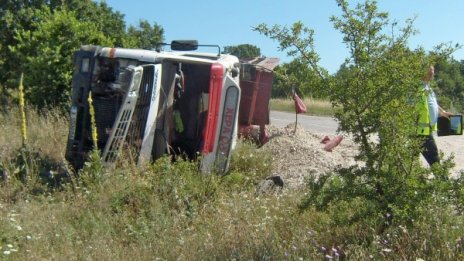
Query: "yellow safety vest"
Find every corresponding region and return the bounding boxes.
[416,90,437,135]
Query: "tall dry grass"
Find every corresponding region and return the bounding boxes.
[0,106,68,161]
[270,98,335,116]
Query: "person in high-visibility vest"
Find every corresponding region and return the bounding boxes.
[416,65,453,166]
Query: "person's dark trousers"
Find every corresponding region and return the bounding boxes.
[420,134,439,166]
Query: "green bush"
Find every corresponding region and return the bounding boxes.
[256,0,464,236]
[147,157,221,217]
[229,141,273,183]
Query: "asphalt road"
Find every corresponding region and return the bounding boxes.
[269,110,339,134]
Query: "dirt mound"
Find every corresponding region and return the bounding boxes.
[262,123,359,189]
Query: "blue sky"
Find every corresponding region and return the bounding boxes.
[100,0,464,73]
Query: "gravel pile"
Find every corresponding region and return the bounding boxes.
[262,123,359,189]
[261,123,464,189]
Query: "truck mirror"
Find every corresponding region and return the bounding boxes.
[171,40,198,51]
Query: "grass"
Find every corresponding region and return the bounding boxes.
[0,106,68,161]
[0,106,463,260]
[269,98,336,116]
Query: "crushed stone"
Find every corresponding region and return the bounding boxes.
[262,123,359,189]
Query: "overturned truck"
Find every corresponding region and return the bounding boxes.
[65,41,278,174]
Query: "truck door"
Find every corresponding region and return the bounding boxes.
[214,75,240,174]
[201,62,240,174]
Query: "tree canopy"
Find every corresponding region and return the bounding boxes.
[271,60,326,98]
[431,46,464,112]
[0,0,164,109]
[223,44,261,58]
[125,20,164,50]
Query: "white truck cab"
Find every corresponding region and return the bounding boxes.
[65,41,277,174]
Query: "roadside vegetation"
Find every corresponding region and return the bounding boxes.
[270,98,335,116]
[1,107,463,260]
[256,0,464,222]
[1,0,464,260]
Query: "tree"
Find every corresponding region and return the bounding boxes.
[0,0,49,94]
[1,0,164,109]
[256,0,463,231]
[63,0,127,47]
[254,21,330,99]
[11,8,113,108]
[428,45,464,112]
[435,58,464,112]
[0,0,128,104]
[272,60,327,98]
[223,44,261,58]
[124,20,164,50]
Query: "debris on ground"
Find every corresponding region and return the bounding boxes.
[262,123,359,189]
